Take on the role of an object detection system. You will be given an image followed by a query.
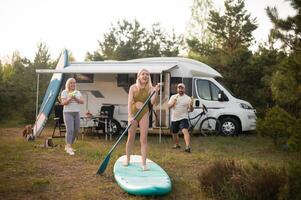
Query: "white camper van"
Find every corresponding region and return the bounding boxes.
[37,55,256,136]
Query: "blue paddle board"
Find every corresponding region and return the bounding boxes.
[33,50,68,137]
[113,155,172,196]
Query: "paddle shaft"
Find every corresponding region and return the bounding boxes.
[97,90,157,174]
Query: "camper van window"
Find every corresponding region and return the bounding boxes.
[117,74,135,93]
[196,80,211,100]
[117,74,129,87]
[211,82,220,101]
[75,74,94,83]
[196,79,221,101]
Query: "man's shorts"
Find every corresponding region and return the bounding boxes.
[171,119,189,134]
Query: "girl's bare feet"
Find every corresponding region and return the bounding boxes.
[123,160,130,167]
[141,165,149,171]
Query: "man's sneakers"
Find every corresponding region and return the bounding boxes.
[173,144,191,153]
[172,144,181,149]
[184,146,191,153]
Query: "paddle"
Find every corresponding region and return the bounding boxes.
[96,90,157,174]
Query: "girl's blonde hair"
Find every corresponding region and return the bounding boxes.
[65,78,76,92]
[135,68,152,91]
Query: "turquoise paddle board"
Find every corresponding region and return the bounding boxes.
[113,155,172,196]
[33,50,68,137]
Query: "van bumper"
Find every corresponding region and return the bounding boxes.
[241,110,257,131]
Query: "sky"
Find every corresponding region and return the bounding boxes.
[0,0,296,62]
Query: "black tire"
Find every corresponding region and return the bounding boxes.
[220,117,240,136]
[199,117,221,136]
[104,118,121,135]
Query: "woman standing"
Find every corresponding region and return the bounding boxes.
[125,68,160,170]
[61,78,84,155]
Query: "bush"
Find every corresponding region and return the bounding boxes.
[242,163,286,200]
[280,161,301,200]
[198,159,243,198]
[199,159,287,200]
[287,119,301,152]
[257,106,296,147]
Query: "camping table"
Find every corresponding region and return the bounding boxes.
[80,116,96,139]
[81,115,114,141]
[92,116,113,141]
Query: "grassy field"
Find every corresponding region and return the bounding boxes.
[0,127,297,200]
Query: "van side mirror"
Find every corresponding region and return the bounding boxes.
[218,93,222,100]
[195,99,200,107]
[218,91,228,101]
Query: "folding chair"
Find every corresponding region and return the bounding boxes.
[95,105,115,134]
[52,104,66,138]
[100,105,115,118]
[95,105,122,140]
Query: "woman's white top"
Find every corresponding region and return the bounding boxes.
[61,90,82,112]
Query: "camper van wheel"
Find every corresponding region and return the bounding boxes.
[220,117,239,136]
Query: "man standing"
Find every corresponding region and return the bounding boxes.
[168,83,194,153]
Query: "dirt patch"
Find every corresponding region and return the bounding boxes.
[0,128,131,200]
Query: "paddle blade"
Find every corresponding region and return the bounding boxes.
[96,153,111,175]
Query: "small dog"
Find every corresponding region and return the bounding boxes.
[22,125,34,141]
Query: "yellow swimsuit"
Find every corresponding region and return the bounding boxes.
[131,88,149,122]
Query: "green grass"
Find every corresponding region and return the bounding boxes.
[0,117,26,128]
[0,127,298,200]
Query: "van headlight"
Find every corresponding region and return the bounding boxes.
[240,103,253,110]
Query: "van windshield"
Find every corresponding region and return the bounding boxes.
[215,77,236,98]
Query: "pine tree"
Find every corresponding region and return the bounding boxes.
[266,0,301,117]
